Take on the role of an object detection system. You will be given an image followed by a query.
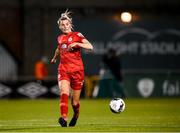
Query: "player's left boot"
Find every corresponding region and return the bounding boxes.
[69,117,77,127]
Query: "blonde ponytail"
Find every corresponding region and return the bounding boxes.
[57,9,72,25]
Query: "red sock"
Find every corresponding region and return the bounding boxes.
[60,94,68,120]
[72,103,80,118]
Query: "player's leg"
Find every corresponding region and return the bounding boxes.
[69,89,81,127]
[58,79,70,127]
[69,70,84,127]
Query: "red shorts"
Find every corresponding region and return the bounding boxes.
[58,70,84,90]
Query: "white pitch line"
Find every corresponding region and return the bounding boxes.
[0,124,180,128]
[0,119,55,122]
[0,124,58,127]
[0,132,180,133]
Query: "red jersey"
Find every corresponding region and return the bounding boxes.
[57,32,85,73]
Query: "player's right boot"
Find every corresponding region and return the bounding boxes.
[58,117,67,127]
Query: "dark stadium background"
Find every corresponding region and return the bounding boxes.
[0,0,180,98]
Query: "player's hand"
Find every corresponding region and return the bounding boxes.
[68,43,78,51]
[51,58,56,64]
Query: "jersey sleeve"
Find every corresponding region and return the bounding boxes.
[57,35,62,45]
[57,35,63,49]
[76,32,85,42]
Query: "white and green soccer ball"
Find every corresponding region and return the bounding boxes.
[109,98,125,113]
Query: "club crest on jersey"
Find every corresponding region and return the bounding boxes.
[68,37,73,42]
[61,44,67,49]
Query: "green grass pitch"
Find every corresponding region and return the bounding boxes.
[0,98,180,132]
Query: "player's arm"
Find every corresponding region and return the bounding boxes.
[80,39,93,50]
[68,39,93,51]
[51,47,60,64]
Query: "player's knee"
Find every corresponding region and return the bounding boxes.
[60,89,69,95]
[60,86,70,95]
[71,98,79,106]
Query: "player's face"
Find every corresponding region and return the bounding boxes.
[59,19,72,34]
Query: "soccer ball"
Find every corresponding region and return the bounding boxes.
[109,98,125,113]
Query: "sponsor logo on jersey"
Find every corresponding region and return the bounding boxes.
[61,44,67,49]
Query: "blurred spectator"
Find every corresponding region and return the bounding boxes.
[34,56,48,81]
[96,47,126,98]
[103,48,123,82]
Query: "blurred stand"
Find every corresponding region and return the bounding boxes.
[0,44,18,82]
[0,0,180,99]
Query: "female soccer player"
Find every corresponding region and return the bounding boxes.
[51,10,93,127]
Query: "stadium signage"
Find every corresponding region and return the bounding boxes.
[88,28,180,55]
[137,78,154,98]
[163,80,180,96]
[18,82,48,98]
[91,41,180,55]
